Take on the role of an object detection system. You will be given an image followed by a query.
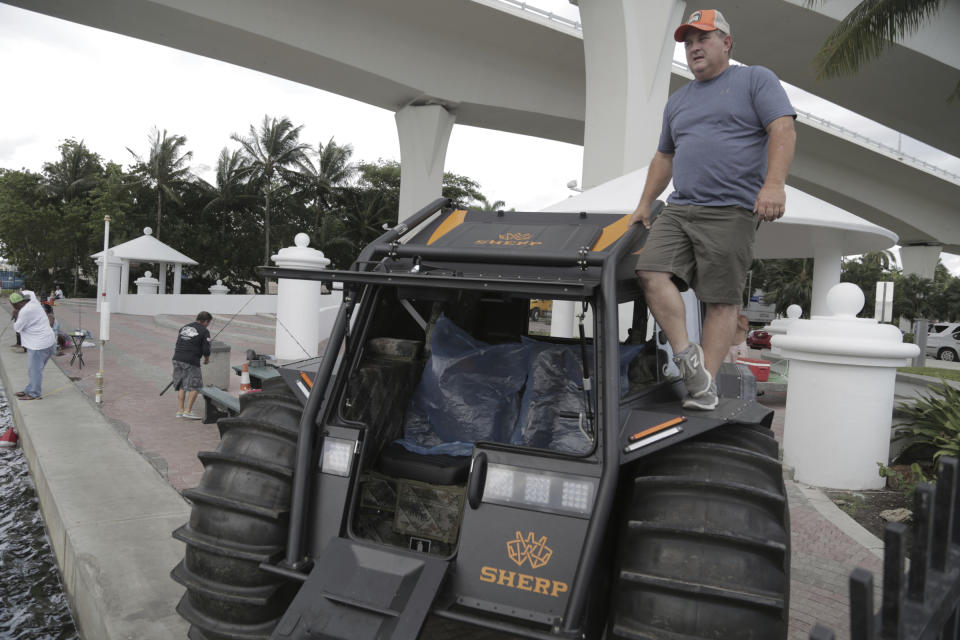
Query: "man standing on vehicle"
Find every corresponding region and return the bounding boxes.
[630,9,796,410]
[172,311,212,419]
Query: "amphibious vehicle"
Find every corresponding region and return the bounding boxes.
[172,198,790,640]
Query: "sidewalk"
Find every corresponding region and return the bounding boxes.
[2,301,890,639]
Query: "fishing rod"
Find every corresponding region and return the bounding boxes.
[159,294,258,396]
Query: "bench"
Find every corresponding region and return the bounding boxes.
[198,386,241,424]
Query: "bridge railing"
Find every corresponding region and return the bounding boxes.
[809,456,960,639]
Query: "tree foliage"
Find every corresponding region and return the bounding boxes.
[0,117,503,296]
[751,258,815,316]
[127,128,194,240]
[807,0,958,100]
[752,250,960,323]
[231,115,311,275]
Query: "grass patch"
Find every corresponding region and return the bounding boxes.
[827,492,866,518]
[898,367,960,382]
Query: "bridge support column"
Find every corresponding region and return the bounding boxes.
[579,0,686,188]
[810,228,842,317]
[395,103,455,223]
[900,243,942,279]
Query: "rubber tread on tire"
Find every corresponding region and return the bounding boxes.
[172,378,303,640]
[609,424,790,640]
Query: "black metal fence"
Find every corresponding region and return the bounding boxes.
[809,456,960,640]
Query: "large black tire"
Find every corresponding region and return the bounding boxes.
[609,424,790,640]
[171,378,303,640]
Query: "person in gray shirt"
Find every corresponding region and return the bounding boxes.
[630,9,796,410]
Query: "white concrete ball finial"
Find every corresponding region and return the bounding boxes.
[145,271,152,278]
[294,233,310,248]
[216,279,223,286]
[786,304,802,320]
[826,282,864,317]
[144,227,153,236]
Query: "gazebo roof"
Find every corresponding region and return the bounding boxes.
[91,227,198,265]
[542,167,898,259]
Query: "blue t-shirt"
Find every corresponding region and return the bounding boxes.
[658,65,796,211]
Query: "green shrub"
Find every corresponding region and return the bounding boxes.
[893,382,960,472]
[877,462,931,496]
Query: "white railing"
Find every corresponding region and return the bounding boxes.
[494,1,960,187]
[493,0,582,31]
[795,108,960,185]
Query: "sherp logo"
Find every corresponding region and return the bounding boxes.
[473,231,542,246]
[479,531,567,597]
[507,531,553,569]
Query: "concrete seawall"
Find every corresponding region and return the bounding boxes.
[0,346,189,639]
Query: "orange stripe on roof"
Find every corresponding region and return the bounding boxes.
[591,214,632,252]
[427,209,467,245]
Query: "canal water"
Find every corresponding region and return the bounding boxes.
[0,385,79,639]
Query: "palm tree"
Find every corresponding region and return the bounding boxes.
[296,137,356,236]
[232,116,310,278]
[808,0,955,98]
[757,258,815,316]
[479,197,507,212]
[337,188,393,253]
[860,249,895,271]
[894,272,936,322]
[42,139,102,202]
[201,147,254,216]
[311,212,354,269]
[314,138,356,191]
[127,128,194,240]
[42,139,104,296]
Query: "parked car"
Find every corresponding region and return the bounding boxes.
[746,329,772,350]
[926,322,960,362]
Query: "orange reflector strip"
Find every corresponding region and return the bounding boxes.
[426,209,467,245]
[300,372,313,389]
[628,416,686,442]
[591,214,632,252]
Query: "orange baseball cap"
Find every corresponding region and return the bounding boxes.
[674,9,731,42]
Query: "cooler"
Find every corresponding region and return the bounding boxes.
[736,357,770,382]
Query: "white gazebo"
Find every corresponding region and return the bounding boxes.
[91,227,198,298]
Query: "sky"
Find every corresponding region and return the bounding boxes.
[1,0,958,275]
[0,3,582,213]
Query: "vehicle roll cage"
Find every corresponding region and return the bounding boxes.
[259,197,650,636]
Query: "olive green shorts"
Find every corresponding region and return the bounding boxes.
[635,204,756,304]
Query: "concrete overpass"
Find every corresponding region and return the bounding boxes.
[7,0,957,263]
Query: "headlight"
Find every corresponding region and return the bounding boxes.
[320,437,355,476]
[482,463,596,518]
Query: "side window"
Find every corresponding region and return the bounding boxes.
[952,330,960,341]
[528,299,553,337]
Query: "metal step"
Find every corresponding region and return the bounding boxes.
[270,538,449,640]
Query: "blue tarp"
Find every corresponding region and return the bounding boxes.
[398,315,641,457]
[400,316,528,456]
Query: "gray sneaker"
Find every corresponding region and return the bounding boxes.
[673,343,713,398]
[682,382,719,411]
[182,411,203,420]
